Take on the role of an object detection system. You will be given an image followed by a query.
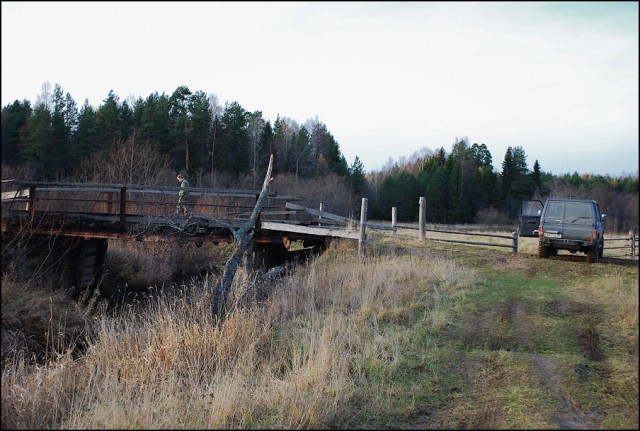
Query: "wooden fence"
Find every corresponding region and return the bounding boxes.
[355,199,519,254]
[360,198,637,259]
[604,231,638,259]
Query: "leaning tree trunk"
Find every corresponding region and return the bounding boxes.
[212,154,274,320]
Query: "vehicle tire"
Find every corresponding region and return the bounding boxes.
[586,246,599,263]
[538,242,550,258]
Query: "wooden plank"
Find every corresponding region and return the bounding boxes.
[1,189,30,201]
[366,223,397,231]
[285,202,353,223]
[311,218,348,226]
[283,202,394,231]
[35,187,122,193]
[260,221,359,240]
[237,211,297,217]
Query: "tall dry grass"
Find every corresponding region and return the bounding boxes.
[1,241,477,429]
[570,269,639,346]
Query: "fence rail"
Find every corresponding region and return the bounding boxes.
[604,232,638,258]
[385,222,519,253]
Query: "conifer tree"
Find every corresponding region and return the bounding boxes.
[1,100,31,166]
[218,101,250,175]
[75,100,99,166]
[25,102,53,178]
[349,155,366,195]
[169,85,193,174]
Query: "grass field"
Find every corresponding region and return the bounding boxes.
[1,231,638,429]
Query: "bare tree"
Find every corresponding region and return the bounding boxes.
[74,132,168,184]
[36,81,52,110]
[212,154,274,320]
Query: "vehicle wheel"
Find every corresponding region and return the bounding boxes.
[538,242,550,258]
[586,246,599,263]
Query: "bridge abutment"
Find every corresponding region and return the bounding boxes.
[3,234,107,298]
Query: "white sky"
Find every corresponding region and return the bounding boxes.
[2,1,638,176]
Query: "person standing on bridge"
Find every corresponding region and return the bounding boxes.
[176,174,190,216]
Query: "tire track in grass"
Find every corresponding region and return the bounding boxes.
[512,301,605,429]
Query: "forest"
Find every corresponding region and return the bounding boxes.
[1,83,638,232]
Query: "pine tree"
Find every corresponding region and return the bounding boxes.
[501,146,534,215]
[247,111,266,187]
[471,143,499,208]
[349,155,366,195]
[25,102,53,178]
[189,90,213,176]
[219,101,250,175]
[169,85,193,174]
[75,100,99,166]
[96,90,123,151]
[50,84,68,175]
[1,100,31,166]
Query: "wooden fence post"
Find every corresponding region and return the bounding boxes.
[631,230,636,258]
[512,230,519,254]
[418,197,425,241]
[359,198,368,257]
[392,206,397,234]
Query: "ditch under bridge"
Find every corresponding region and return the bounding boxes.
[1,180,362,297]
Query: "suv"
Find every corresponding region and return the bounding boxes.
[519,198,606,263]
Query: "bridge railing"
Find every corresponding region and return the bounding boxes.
[1,181,308,225]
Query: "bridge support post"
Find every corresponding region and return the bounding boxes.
[28,186,36,219]
[119,186,127,225]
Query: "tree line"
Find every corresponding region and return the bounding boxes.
[1,83,638,231]
[366,138,638,232]
[1,83,351,186]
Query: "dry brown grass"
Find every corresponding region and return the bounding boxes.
[1,276,89,369]
[1,240,476,429]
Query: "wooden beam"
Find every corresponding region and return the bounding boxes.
[261,221,359,240]
[285,202,353,223]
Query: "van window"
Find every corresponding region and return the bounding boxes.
[543,201,564,221]
[564,202,592,224]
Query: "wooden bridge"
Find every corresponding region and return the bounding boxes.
[1,180,364,294]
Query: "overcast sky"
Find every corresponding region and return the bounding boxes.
[2,1,638,177]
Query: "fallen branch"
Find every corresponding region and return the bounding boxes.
[212,154,274,320]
